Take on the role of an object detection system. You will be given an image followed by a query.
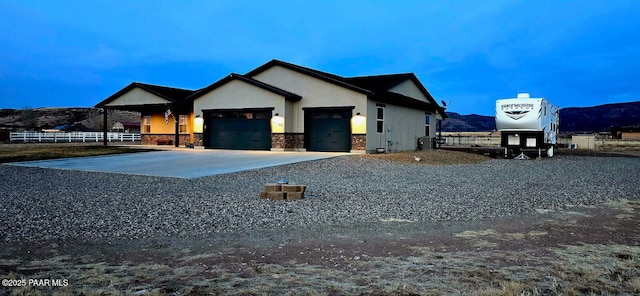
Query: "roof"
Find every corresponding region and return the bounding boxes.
[95,82,195,108]
[96,60,446,118]
[345,73,447,117]
[245,59,374,96]
[246,59,446,117]
[343,73,414,91]
[187,73,302,101]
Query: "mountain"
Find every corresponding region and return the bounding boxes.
[441,112,495,132]
[0,108,140,131]
[442,101,640,133]
[559,101,640,132]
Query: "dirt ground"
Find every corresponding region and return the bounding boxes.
[1,199,639,296]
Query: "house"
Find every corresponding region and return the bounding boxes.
[96,59,446,153]
[112,121,141,133]
[48,123,90,132]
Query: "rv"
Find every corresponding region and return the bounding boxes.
[495,93,559,158]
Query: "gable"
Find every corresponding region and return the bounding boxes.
[194,79,288,110]
[389,79,430,103]
[247,60,372,95]
[105,87,172,107]
[251,65,368,107]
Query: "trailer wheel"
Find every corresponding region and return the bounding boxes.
[547,146,554,157]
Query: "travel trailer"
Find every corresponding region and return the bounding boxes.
[495,93,559,158]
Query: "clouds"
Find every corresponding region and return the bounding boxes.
[0,0,638,114]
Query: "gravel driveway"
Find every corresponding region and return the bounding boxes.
[1,155,639,244]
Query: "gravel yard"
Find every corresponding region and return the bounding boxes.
[1,153,640,295]
[1,154,638,243]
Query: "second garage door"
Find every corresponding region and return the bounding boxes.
[204,109,272,150]
[305,108,352,152]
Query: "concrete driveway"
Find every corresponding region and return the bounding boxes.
[8,149,348,178]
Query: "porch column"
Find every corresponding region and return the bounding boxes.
[103,107,108,146]
[174,112,180,147]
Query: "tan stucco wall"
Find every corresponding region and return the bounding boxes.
[106,88,171,107]
[193,79,284,120]
[388,79,431,103]
[252,65,368,133]
[366,101,427,152]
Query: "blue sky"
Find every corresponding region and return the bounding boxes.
[1,0,638,116]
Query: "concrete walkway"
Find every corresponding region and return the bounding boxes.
[8,149,349,178]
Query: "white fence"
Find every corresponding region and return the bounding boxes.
[10,132,141,143]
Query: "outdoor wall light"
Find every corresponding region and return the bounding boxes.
[194,114,204,133]
[351,113,366,134]
[271,113,284,133]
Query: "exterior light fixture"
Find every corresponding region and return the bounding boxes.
[194,114,204,133]
[351,112,366,134]
[271,113,284,133]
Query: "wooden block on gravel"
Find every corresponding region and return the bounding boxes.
[286,192,304,200]
[266,192,285,200]
[299,185,306,194]
[264,183,281,192]
[281,184,302,192]
[259,191,267,199]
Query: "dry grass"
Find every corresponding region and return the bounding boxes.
[0,144,154,163]
[362,149,491,165]
[5,201,638,295]
[4,242,638,295]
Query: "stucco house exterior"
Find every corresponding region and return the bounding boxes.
[96,59,446,153]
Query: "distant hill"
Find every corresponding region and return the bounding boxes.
[559,101,640,133]
[2,101,639,134]
[441,113,495,132]
[0,108,140,131]
[442,101,640,133]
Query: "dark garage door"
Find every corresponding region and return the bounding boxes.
[305,108,351,152]
[204,109,272,150]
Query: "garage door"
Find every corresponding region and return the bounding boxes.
[204,109,272,150]
[305,108,351,152]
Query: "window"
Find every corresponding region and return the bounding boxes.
[376,106,384,133]
[179,115,187,133]
[143,116,151,133]
[425,115,431,136]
